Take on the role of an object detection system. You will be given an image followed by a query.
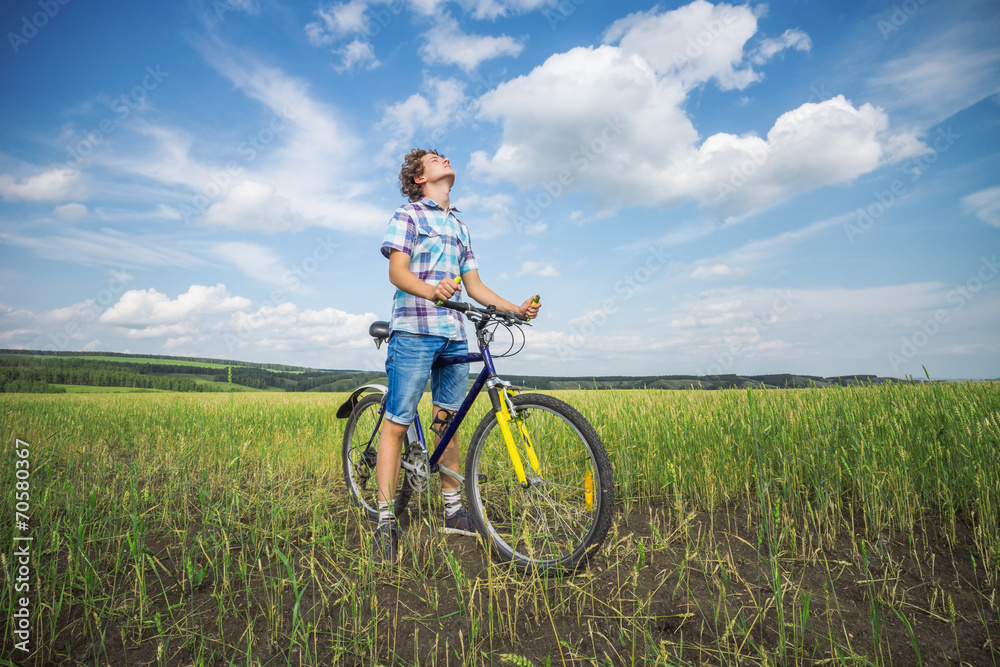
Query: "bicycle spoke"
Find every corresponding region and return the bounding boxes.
[343,393,411,521]
[466,393,614,570]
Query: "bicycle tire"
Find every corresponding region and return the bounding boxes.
[342,392,411,521]
[464,393,615,571]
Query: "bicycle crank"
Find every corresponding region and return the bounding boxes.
[404,441,430,493]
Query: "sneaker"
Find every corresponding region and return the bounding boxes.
[442,507,478,536]
[372,522,400,564]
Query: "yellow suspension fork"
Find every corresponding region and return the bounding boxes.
[495,387,542,486]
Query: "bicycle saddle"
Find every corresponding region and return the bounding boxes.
[369,321,390,348]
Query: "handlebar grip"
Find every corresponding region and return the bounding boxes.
[438,300,469,312]
[434,276,462,306]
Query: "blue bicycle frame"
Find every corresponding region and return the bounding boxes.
[339,300,531,487]
[366,303,521,482]
[411,345,497,474]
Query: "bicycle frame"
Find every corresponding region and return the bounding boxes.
[369,311,540,488]
[407,326,500,478]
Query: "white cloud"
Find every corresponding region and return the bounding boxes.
[408,0,447,16]
[376,76,469,165]
[751,28,811,64]
[701,96,920,219]
[188,43,389,233]
[962,185,1000,226]
[306,0,370,44]
[603,1,761,91]
[305,2,380,71]
[101,284,252,326]
[226,302,380,357]
[0,167,84,202]
[122,323,196,339]
[204,181,313,232]
[460,0,551,19]
[4,229,204,269]
[54,203,88,221]
[471,2,918,221]
[872,45,1000,124]
[212,241,292,288]
[676,215,848,281]
[336,39,380,71]
[631,280,1000,377]
[867,3,1000,126]
[419,14,524,72]
[7,280,380,363]
[93,204,182,222]
[690,263,741,280]
[94,40,391,233]
[0,328,42,345]
[471,43,692,202]
[223,0,259,14]
[449,191,545,239]
[94,124,210,191]
[516,260,559,277]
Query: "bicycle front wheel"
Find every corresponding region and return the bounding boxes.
[342,392,411,521]
[465,393,615,571]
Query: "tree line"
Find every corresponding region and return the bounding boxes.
[1,348,309,372]
[0,350,899,394]
[0,354,386,393]
[210,367,387,392]
[0,364,217,393]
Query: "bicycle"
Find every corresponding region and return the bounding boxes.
[336,299,615,571]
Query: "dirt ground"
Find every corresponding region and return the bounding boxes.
[6,501,999,666]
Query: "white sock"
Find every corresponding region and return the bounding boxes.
[378,500,392,524]
[443,488,462,517]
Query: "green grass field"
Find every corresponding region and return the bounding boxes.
[1,383,998,665]
[49,385,168,394]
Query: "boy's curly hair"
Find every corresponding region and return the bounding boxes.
[398,148,442,202]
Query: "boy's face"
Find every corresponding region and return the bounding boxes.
[415,152,455,190]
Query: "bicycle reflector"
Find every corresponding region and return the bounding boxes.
[585,469,593,511]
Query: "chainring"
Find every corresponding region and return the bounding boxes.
[404,441,430,493]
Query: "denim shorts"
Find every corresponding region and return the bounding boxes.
[384,332,470,425]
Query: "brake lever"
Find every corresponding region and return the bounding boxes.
[501,312,530,326]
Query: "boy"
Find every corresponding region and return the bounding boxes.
[375,148,540,563]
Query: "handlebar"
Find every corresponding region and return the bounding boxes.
[438,299,530,325]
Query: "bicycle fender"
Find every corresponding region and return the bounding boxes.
[335,383,388,419]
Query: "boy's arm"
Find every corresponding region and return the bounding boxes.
[461,269,540,319]
[388,250,462,303]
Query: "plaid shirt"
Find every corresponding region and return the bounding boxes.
[381,197,478,340]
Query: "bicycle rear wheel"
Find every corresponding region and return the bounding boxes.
[342,392,411,521]
[465,393,614,571]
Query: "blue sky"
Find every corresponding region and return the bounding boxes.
[1,0,998,379]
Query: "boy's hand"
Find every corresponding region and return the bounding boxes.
[518,294,541,320]
[431,276,461,304]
